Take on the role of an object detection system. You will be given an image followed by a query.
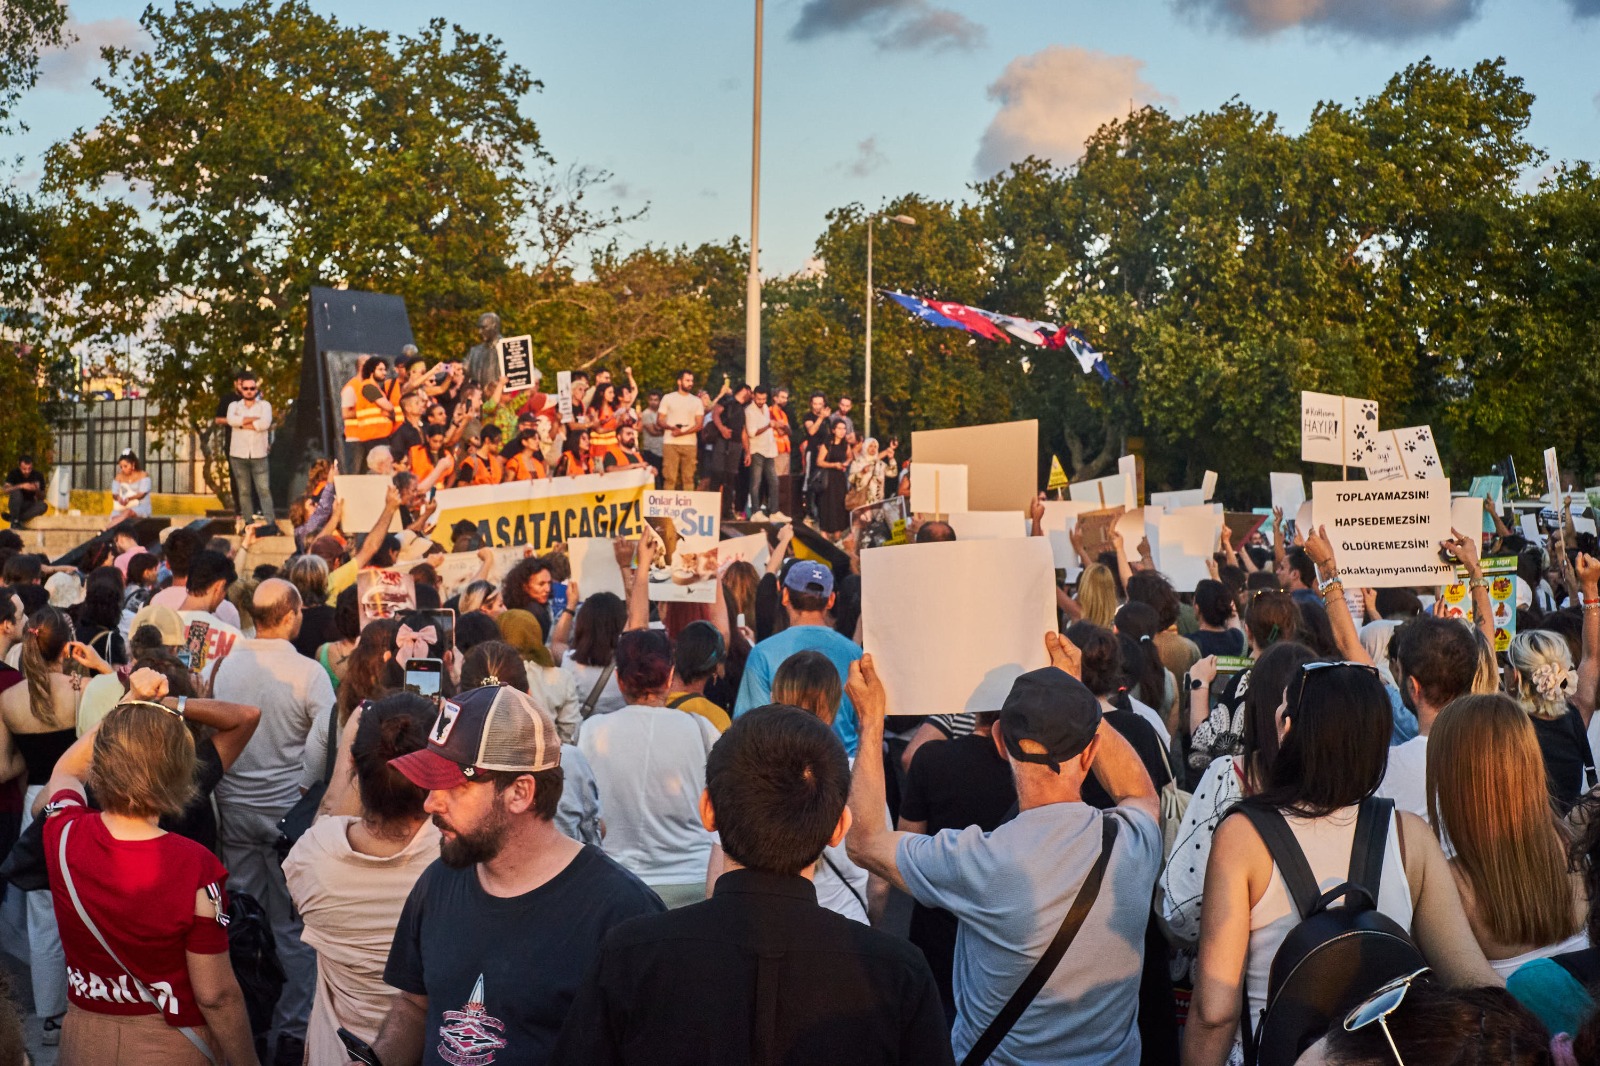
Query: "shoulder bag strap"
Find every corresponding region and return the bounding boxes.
[959,818,1120,1066]
[581,662,616,719]
[57,819,218,1064]
[666,693,693,710]
[1235,805,1321,919]
[1348,796,1393,902]
[819,852,868,916]
[320,704,339,785]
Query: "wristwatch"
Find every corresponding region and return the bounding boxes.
[176,695,189,719]
[1189,676,1206,691]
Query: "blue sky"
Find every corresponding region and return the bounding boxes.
[7,0,1599,275]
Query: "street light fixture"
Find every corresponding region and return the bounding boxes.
[864,213,916,442]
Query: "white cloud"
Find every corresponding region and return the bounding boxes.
[1174,0,1482,38]
[36,15,149,90]
[974,46,1168,178]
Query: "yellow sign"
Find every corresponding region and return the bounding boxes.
[431,470,652,551]
[1047,455,1069,492]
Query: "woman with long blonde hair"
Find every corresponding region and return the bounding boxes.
[1427,693,1587,978]
[1076,563,1118,628]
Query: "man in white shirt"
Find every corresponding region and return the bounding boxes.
[657,369,706,491]
[226,370,276,523]
[213,577,336,1061]
[150,527,244,629]
[743,384,781,521]
[1376,615,1481,821]
[175,548,245,666]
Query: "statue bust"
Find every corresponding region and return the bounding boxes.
[463,311,503,391]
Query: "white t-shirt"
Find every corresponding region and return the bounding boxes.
[178,609,245,669]
[1376,734,1429,821]
[658,391,705,447]
[151,585,242,629]
[578,703,720,885]
[561,650,627,718]
[745,402,778,459]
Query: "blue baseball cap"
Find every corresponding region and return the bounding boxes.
[783,560,834,597]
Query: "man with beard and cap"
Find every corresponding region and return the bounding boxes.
[367,685,663,1066]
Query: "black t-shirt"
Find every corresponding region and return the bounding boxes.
[1192,629,1246,658]
[715,394,746,437]
[5,468,43,499]
[1083,706,1173,810]
[901,733,1016,833]
[803,412,830,452]
[292,604,339,660]
[215,391,241,449]
[163,738,225,854]
[1532,704,1593,815]
[389,422,424,461]
[385,845,664,1066]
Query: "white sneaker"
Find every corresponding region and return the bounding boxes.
[749,511,769,523]
[769,511,790,523]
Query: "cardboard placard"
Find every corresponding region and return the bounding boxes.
[911,420,1038,512]
[1070,473,1127,508]
[1116,506,1159,564]
[556,371,574,424]
[1076,507,1124,562]
[498,335,536,393]
[1150,488,1206,510]
[861,538,1056,716]
[1301,390,1379,466]
[851,497,908,549]
[1225,512,1267,548]
[1393,425,1445,480]
[357,568,417,628]
[945,511,1029,541]
[1363,432,1407,483]
[1439,556,1518,652]
[909,463,969,517]
[1039,500,1101,574]
[566,538,629,601]
[396,546,529,602]
[642,491,720,602]
[1154,509,1221,592]
[1047,455,1069,492]
[1311,482,1454,588]
[1270,473,1307,516]
[1202,470,1218,502]
[335,474,402,533]
[716,531,773,572]
[1545,447,1563,507]
[1118,454,1141,507]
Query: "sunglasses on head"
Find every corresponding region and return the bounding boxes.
[1344,968,1431,1065]
[1287,660,1382,719]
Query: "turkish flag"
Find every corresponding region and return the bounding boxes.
[924,300,1011,343]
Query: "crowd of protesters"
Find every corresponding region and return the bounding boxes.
[3,352,1600,1066]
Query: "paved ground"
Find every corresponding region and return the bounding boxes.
[2,949,56,1066]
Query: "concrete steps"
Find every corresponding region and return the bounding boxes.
[14,515,299,575]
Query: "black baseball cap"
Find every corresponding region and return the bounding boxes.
[997,667,1103,773]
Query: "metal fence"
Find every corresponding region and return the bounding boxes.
[52,398,210,496]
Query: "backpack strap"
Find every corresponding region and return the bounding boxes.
[580,662,616,719]
[1235,805,1321,919]
[959,817,1119,1066]
[1348,796,1392,903]
[667,693,694,710]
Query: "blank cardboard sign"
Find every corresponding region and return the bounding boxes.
[862,538,1056,716]
[912,420,1039,513]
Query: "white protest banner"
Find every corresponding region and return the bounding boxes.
[1119,454,1141,507]
[1575,515,1598,538]
[1545,447,1563,507]
[1363,432,1407,483]
[1040,500,1100,575]
[356,568,416,629]
[946,511,1029,541]
[715,531,771,572]
[430,468,651,552]
[1312,481,1454,588]
[335,474,402,533]
[862,538,1055,716]
[1070,473,1127,508]
[1393,426,1445,480]
[1116,506,1160,563]
[1202,470,1218,502]
[1520,513,1543,544]
[497,335,536,393]
[567,538,628,601]
[909,463,968,516]
[642,490,720,602]
[396,547,527,601]
[1301,391,1379,466]
[1154,509,1222,592]
[556,371,574,424]
[1294,500,1315,540]
[1270,473,1307,516]
[1450,497,1483,541]
[1150,488,1206,510]
[911,420,1037,512]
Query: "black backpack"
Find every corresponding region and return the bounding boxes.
[1238,796,1426,1066]
[227,890,286,1037]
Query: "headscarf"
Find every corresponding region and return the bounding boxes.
[498,609,554,668]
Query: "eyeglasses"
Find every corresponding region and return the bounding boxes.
[1288,660,1382,720]
[1344,968,1430,1065]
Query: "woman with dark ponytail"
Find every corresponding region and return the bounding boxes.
[283,692,440,1066]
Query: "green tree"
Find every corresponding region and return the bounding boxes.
[0,0,68,131]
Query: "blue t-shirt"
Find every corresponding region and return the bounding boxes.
[734,624,862,756]
[897,804,1162,1065]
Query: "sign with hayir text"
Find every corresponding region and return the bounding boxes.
[1311,481,1454,589]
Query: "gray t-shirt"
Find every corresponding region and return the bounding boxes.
[897,803,1161,1066]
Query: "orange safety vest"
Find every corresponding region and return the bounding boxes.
[351,378,399,442]
[340,375,362,442]
[503,452,547,482]
[773,406,792,455]
[408,444,448,482]
[456,453,502,487]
